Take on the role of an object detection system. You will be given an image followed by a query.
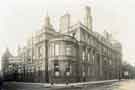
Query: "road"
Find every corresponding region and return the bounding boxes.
[2,80,135,90]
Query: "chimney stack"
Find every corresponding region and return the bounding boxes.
[84,6,92,31]
[43,12,53,29]
[59,13,70,33]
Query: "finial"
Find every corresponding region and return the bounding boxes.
[64,9,69,15]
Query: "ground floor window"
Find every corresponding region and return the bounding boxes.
[55,71,60,77]
[65,63,71,76]
[54,60,60,77]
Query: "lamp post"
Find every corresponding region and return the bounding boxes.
[83,71,85,81]
[55,71,60,77]
[66,71,70,85]
[124,71,129,79]
[52,71,59,84]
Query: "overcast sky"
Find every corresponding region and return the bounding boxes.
[0,0,134,68]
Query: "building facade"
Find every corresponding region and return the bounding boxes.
[1,48,24,81]
[2,6,122,83]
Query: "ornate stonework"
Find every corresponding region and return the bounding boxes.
[2,6,122,83]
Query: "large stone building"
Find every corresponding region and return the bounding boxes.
[2,6,122,83]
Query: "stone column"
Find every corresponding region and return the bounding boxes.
[76,44,80,82]
[90,48,94,79]
[99,53,103,80]
[95,52,100,80]
[45,40,49,83]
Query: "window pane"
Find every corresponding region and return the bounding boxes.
[54,60,59,71]
[55,44,59,56]
[82,51,85,60]
[38,46,42,58]
[55,71,60,77]
[52,43,55,56]
[50,43,54,56]
[59,44,65,55]
[72,47,76,56]
[54,60,60,76]
[66,47,72,56]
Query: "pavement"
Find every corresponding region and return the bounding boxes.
[3,79,135,90]
[4,79,119,88]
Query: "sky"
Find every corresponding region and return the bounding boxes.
[0,0,134,68]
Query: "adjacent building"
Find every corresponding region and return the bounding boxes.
[2,6,122,83]
[1,48,24,81]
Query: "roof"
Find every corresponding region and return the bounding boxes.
[2,48,13,59]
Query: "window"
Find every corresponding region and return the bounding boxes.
[72,47,76,56]
[92,50,96,64]
[55,71,60,77]
[66,46,72,56]
[86,34,88,42]
[59,44,65,55]
[55,44,59,56]
[8,65,12,68]
[109,60,112,65]
[42,46,45,57]
[38,46,42,58]
[54,60,59,71]
[104,58,107,65]
[90,37,92,45]
[54,60,60,77]
[66,63,72,72]
[82,72,85,77]
[39,36,42,41]
[38,67,41,77]
[88,53,90,61]
[65,63,71,76]
[88,37,90,45]
[88,67,90,76]
[82,51,85,60]
[81,32,84,41]
[50,43,54,56]
[92,55,95,64]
